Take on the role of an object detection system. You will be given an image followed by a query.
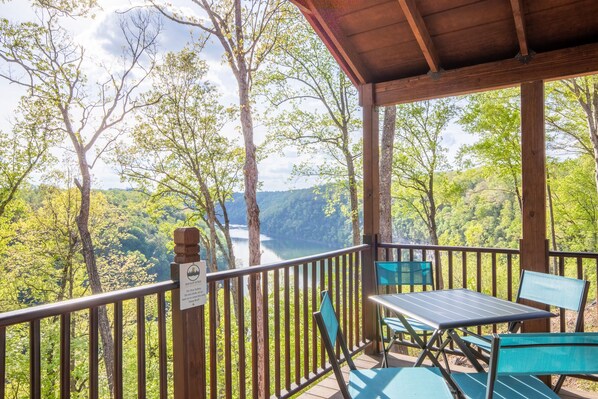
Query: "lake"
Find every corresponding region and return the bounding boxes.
[229,225,337,267]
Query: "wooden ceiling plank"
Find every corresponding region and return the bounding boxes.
[374,42,598,106]
[396,0,441,73]
[509,0,529,57]
[303,0,371,85]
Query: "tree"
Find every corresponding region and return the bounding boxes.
[258,15,362,245]
[0,10,160,396]
[0,97,56,220]
[151,0,285,267]
[547,76,598,198]
[393,99,456,246]
[117,46,243,282]
[380,106,396,248]
[149,2,284,393]
[459,89,523,210]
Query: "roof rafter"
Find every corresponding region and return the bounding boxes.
[396,0,441,73]
[300,0,371,86]
[509,0,529,57]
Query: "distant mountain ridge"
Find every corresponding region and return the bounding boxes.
[224,188,351,246]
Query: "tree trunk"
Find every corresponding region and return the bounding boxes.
[380,106,396,255]
[236,50,266,399]
[546,170,559,274]
[345,143,360,246]
[74,150,115,398]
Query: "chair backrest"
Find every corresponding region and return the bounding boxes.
[516,270,589,332]
[375,261,434,291]
[313,291,355,399]
[485,333,598,399]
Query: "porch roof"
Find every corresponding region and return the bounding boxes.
[290,0,598,105]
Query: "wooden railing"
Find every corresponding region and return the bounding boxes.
[377,242,598,332]
[2,235,596,399]
[0,227,369,399]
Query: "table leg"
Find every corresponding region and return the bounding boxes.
[447,329,485,372]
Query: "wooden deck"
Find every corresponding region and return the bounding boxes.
[298,352,598,399]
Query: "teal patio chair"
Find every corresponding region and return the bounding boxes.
[461,270,589,391]
[452,332,598,399]
[375,261,448,368]
[313,291,454,399]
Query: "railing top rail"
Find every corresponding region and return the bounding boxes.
[206,244,370,281]
[549,250,598,259]
[378,242,520,255]
[0,280,179,328]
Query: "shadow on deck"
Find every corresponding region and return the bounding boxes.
[298,352,598,399]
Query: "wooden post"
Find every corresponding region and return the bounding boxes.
[361,83,380,352]
[520,81,550,333]
[171,227,205,399]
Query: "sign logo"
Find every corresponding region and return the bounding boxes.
[187,264,200,281]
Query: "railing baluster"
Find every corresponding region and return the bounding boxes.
[507,254,513,301]
[114,301,123,399]
[348,253,354,349]
[355,251,361,344]
[319,259,325,369]
[262,271,270,397]
[60,313,71,399]
[208,281,217,399]
[311,260,318,373]
[157,293,167,399]
[0,326,5,399]
[294,264,300,384]
[223,280,232,399]
[577,256,583,279]
[302,263,309,379]
[448,250,453,289]
[341,255,347,349]
[434,249,441,289]
[284,266,291,391]
[136,297,146,399]
[334,256,341,354]
[237,276,246,399]
[30,319,41,399]
[89,307,99,399]
[273,270,281,397]
[491,253,497,333]
[476,252,482,293]
[462,251,467,289]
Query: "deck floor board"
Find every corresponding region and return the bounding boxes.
[298,352,598,399]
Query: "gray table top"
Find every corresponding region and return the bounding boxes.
[370,288,555,330]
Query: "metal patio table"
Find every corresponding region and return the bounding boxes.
[370,288,555,372]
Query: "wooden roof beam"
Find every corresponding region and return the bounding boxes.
[509,0,529,58]
[397,0,441,73]
[298,0,371,86]
[374,42,598,106]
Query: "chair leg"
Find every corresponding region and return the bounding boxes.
[553,375,566,393]
[382,334,398,368]
[435,334,452,373]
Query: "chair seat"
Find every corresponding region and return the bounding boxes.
[452,372,559,399]
[461,334,492,352]
[349,367,453,399]
[383,316,435,333]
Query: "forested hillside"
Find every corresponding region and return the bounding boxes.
[225,189,352,246]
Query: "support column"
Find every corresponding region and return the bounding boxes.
[361,83,380,351]
[171,227,206,399]
[520,81,550,333]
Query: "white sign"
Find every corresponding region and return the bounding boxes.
[180,261,207,310]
